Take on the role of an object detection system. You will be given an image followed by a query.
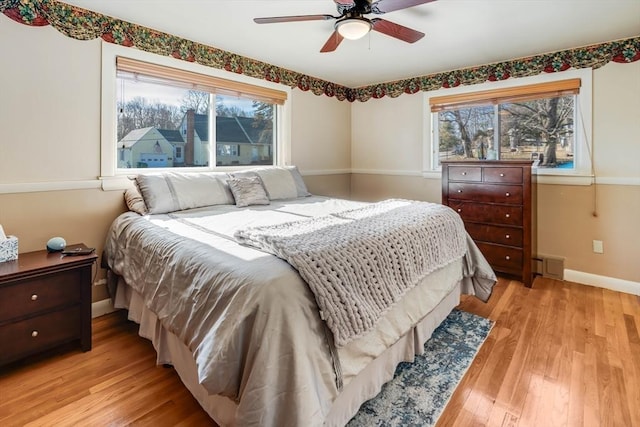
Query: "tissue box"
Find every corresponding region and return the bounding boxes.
[0,236,18,262]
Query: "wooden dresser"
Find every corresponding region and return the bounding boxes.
[441,160,534,287]
[0,245,97,366]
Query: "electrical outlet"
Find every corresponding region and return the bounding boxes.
[592,240,604,254]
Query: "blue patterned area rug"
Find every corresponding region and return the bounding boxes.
[348,309,493,427]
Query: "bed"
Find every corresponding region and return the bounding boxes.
[102,166,496,427]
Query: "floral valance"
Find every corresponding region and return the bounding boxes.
[2,0,639,102]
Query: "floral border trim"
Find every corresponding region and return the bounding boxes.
[2,0,639,103]
[352,36,640,102]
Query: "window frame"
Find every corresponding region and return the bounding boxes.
[424,68,593,183]
[100,42,292,186]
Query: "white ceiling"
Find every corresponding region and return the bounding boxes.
[61,0,640,88]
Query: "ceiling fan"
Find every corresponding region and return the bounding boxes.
[254,0,437,53]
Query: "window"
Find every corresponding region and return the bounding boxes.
[217,144,239,157]
[430,75,592,176]
[113,56,286,171]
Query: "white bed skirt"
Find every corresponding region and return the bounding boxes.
[114,281,461,426]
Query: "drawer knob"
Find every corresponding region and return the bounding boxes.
[505,256,511,260]
[31,330,39,338]
[500,173,505,177]
[457,189,462,193]
[505,234,510,239]
[461,172,467,176]
[505,192,510,197]
[31,294,38,301]
[457,208,462,213]
[505,213,510,218]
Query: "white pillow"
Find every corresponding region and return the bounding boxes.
[232,166,310,200]
[136,172,234,214]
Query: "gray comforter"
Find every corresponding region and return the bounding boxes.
[103,196,496,426]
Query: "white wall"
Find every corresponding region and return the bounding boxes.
[351,94,425,175]
[592,61,640,180]
[0,21,101,184]
[291,89,351,173]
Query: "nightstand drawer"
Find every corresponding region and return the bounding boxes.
[449,201,523,226]
[477,243,523,271]
[448,183,523,204]
[0,269,82,323]
[0,306,81,364]
[483,167,523,184]
[465,223,523,247]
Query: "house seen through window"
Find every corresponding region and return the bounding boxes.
[432,79,581,171]
[115,57,285,170]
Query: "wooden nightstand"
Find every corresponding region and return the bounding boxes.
[0,244,97,366]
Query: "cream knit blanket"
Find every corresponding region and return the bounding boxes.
[235,199,467,347]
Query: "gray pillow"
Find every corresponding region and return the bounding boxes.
[228,176,270,208]
[232,166,310,200]
[136,172,234,214]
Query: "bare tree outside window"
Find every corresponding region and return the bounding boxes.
[436,94,575,169]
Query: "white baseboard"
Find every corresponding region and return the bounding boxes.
[564,269,640,296]
[91,298,118,318]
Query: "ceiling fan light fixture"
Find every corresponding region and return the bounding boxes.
[335,17,372,40]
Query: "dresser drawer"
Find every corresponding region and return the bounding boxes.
[449,201,523,226]
[483,167,523,184]
[0,306,81,364]
[0,269,82,323]
[448,166,482,182]
[476,243,523,272]
[448,183,523,204]
[465,223,523,247]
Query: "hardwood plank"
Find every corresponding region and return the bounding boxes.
[567,350,585,427]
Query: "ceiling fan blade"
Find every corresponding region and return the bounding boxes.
[254,15,335,24]
[371,18,425,43]
[320,31,345,53]
[371,0,437,14]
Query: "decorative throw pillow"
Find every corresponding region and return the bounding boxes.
[228,176,270,208]
[123,187,148,215]
[232,166,310,200]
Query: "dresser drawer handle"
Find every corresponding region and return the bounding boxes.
[505,256,511,260]
[505,192,510,197]
[31,294,38,301]
[457,189,462,193]
[461,172,467,176]
[505,234,510,239]
[457,209,462,213]
[505,213,510,218]
[500,173,505,177]
[31,330,39,338]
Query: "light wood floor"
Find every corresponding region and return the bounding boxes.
[1,276,638,426]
